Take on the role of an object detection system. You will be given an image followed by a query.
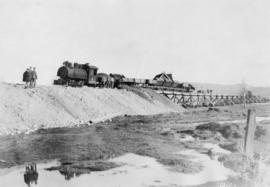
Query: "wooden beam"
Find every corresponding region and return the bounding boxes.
[244,109,256,158]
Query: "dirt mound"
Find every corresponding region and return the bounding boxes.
[0,83,183,135]
[195,122,243,139]
[180,122,243,141]
[219,142,241,152]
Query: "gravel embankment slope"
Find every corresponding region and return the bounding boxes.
[0,83,183,135]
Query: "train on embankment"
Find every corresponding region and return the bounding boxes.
[53,61,270,107]
[54,61,195,93]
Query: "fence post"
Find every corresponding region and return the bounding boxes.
[244,109,256,158]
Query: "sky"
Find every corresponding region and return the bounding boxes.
[1,0,270,86]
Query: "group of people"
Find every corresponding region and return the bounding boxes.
[23,67,38,88]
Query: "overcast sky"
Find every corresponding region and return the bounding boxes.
[1,0,270,86]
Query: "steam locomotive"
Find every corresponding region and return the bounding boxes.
[54,61,195,92]
[54,61,113,87]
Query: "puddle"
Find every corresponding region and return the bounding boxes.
[0,160,60,187]
[0,147,237,187]
[175,144,236,185]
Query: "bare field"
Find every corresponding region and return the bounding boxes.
[0,103,270,186]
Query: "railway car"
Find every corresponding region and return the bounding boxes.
[121,78,136,85]
[109,74,125,88]
[96,73,111,87]
[135,79,146,85]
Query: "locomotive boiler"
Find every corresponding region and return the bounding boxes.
[54,61,99,86]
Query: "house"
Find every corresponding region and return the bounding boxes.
[153,72,174,82]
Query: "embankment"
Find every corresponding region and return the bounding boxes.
[0,83,183,135]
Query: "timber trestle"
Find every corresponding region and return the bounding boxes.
[157,91,269,108]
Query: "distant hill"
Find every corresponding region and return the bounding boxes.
[192,82,270,98]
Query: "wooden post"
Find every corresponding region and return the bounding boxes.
[244,109,256,158]
[243,91,246,109]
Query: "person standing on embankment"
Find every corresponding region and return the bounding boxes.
[23,67,38,88]
[23,68,31,88]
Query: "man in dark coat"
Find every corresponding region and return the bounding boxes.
[23,68,31,88]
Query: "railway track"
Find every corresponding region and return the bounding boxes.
[156,90,270,107]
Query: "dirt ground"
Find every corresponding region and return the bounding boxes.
[0,83,183,135]
[0,103,270,186]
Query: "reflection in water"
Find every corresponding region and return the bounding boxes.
[24,163,38,187]
[44,161,117,181]
[0,153,250,187]
[58,165,85,180]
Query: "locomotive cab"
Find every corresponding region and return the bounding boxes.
[86,65,98,85]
